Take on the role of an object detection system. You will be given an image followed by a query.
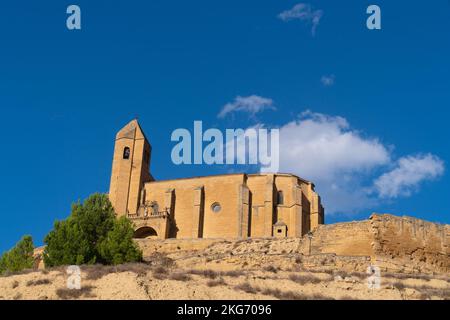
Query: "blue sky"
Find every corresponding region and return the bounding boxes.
[0,1,449,252]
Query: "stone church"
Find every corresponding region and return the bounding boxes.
[108,120,324,240]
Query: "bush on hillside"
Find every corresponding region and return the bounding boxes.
[0,235,35,274]
[44,193,142,267]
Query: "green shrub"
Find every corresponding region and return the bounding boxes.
[98,216,142,265]
[43,193,142,267]
[0,235,34,275]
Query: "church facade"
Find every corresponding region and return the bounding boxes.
[108,120,324,240]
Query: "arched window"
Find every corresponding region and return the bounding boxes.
[123,147,131,159]
[277,191,284,205]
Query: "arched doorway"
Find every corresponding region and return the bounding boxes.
[134,226,158,239]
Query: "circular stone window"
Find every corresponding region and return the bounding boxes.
[211,202,222,213]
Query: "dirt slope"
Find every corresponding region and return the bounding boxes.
[2,213,448,300]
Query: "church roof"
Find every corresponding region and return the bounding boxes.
[116,119,149,142]
[144,172,314,188]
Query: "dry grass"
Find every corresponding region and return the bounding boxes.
[234,282,259,294]
[261,288,282,298]
[261,288,334,300]
[151,267,192,281]
[26,279,51,286]
[145,252,174,268]
[417,288,450,300]
[389,281,450,299]
[188,269,220,279]
[348,271,367,279]
[384,272,433,282]
[264,266,279,273]
[207,278,226,287]
[169,273,192,282]
[289,274,322,285]
[0,268,35,278]
[55,286,96,300]
[82,265,114,280]
[83,263,149,280]
[390,281,405,290]
[116,263,150,276]
[152,266,168,280]
[317,270,445,284]
[153,266,166,274]
[222,270,245,277]
[310,293,335,300]
[153,273,167,280]
[41,266,67,275]
[187,268,248,280]
[234,281,336,300]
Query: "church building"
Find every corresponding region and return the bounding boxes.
[108,120,324,239]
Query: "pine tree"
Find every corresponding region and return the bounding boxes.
[98,216,142,265]
[43,193,142,267]
[0,235,34,274]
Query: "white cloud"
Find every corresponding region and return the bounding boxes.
[252,111,444,215]
[217,101,445,215]
[278,111,390,181]
[278,3,323,36]
[275,111,390,214]
[374,154,444,198]
[321,74,335,86]
[218,95,275,118]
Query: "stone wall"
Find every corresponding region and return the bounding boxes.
[136,238,226,257]
[299,220,374,257]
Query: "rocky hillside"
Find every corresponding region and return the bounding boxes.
[1,213,448,300]
[137,213,449,275]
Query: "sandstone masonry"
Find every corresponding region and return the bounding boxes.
[108,120,324,239]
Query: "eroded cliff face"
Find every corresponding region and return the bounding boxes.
[369,214,449,273]
[307,214,449,274]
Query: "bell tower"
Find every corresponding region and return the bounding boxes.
[109,119,152,216]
